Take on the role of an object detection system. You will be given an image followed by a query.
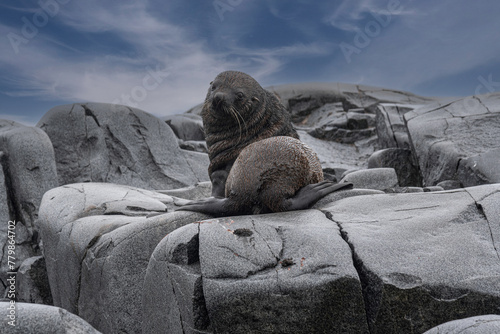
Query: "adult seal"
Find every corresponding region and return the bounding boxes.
[201,70,299,197]
[181,136,353,217]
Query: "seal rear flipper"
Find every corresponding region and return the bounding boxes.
[177,197,233,217]
[286,181,354,211]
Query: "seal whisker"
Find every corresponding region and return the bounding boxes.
[231,106,247,143]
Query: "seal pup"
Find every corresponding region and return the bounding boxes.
[201,70,299,197]
[180,136,353,217]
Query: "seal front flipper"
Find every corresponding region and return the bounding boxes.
[177,197,232,217]
[286,181,354,211]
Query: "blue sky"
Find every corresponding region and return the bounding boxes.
[1,0,500,125]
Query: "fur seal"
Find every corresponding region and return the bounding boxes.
[179,71,352,217]
[180,136,353,217]
[201,70,299,197]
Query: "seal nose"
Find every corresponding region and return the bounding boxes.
[212,92,225,107]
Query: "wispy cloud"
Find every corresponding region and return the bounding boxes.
[324,0,419,32]
[0,1,335,118]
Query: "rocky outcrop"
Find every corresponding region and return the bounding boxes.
[375,103,415,150]
[265,82,436,124]
[0,302,101,333]
[368,148,421,187]
[0,120,58,297]
[37,103,209,190]
[405,93,500,187]
[38,182,210,334]
[140,183,500,333]
[164,114,208,153]
[325,184,500,333]
[142,210,369,334]
[163,114,205,142]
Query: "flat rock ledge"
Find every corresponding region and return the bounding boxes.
[141,183,500,334]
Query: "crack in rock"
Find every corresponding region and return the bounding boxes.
[464,190,500,262]
[164,258,186,334]
[251,220,281,261]
[324,211,381,333]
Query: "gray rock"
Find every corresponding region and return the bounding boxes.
[178,139,208,153]
[368,148,421,186]
[405,92,500,186]
[437,179,462,190]
[423,186,445,192]
[312,188,384,209]
[347,111,376,129]
[0,302,101,333]
[308,124,377,144]
[384,186,424,193]
[0,120,58,296]
[185,103,203,116]
[37,103,209,190]
[302,102,377,144]
[325,184,500,333]
[423,315,500,334]
[265,82,435,124]
[347,107,367,113]
[0,156,10,289]
[296,102,345,128]
[164,114,205,141]
[143,210,369,333]
[16,256,52,305]
[158,181,212,200]
[38,182,210,334]
[375,103,414,149]
[297,130,373,172]
[339,168,399,190]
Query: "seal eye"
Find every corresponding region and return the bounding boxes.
[236,92,244,100]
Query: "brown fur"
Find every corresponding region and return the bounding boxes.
[224,136,323,214]
[201,70,298,196]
